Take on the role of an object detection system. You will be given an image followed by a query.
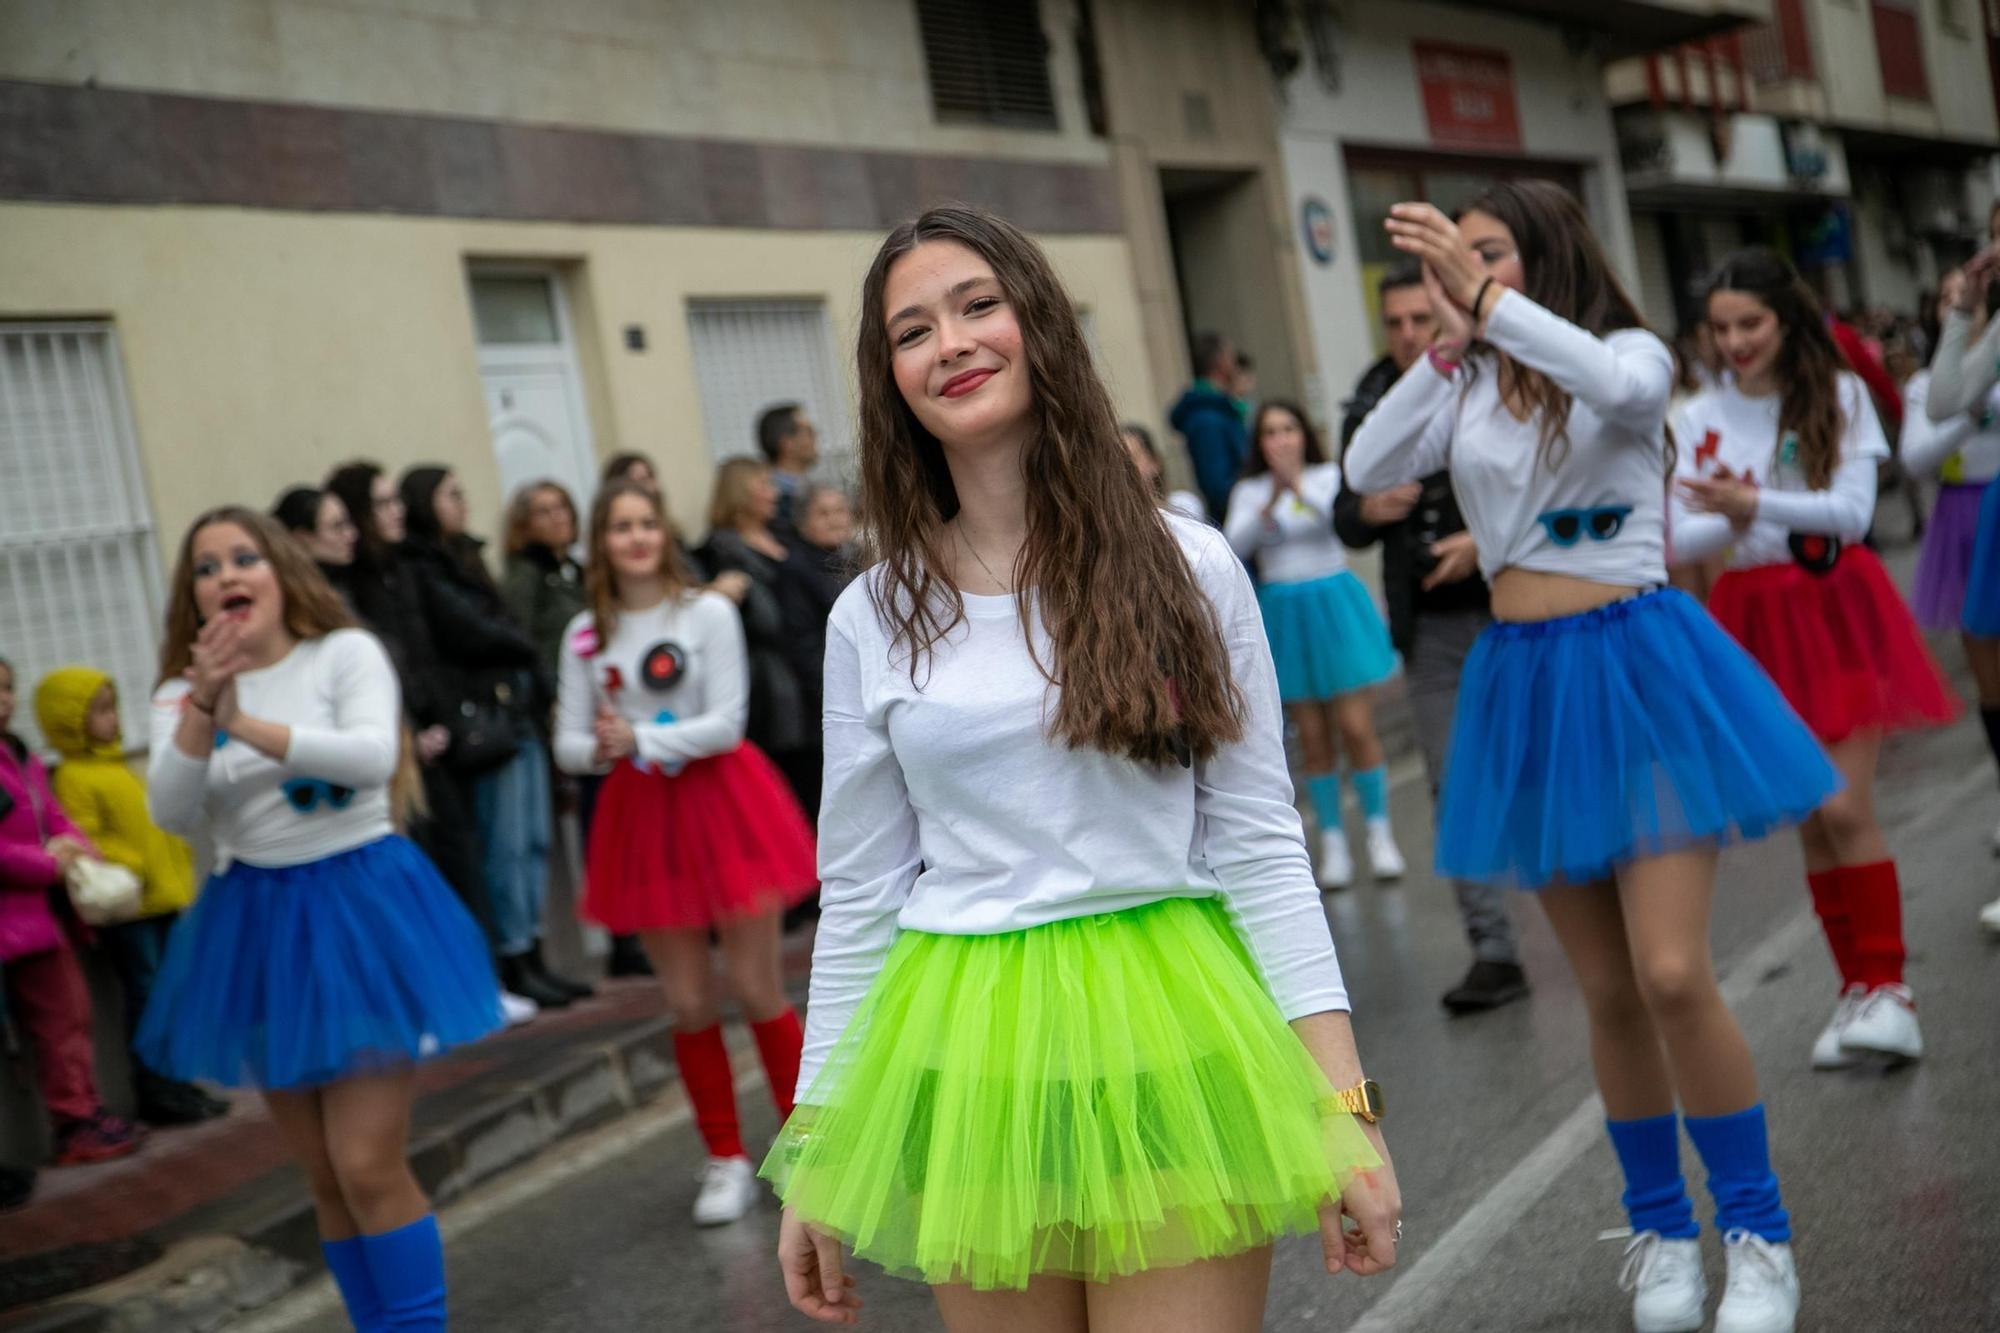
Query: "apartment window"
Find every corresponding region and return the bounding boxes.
[1872,0,1930,99]
[1744,0,1815,82]
[685,300,852,485]
[917,0,1058,130]
[0,323,165,754]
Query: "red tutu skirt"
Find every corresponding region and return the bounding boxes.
[1709,547,1959,744]
[583,744,817,932]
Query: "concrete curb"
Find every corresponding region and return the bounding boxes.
[2,1016,687,1333]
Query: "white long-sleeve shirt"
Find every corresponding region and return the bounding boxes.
[796,513,1349,1100]
[148,629,399,870]
[1223,463,1351,584]
[1668,373,1886,569]
[552,592,748,776]
[1901,370,2000,483]
[1344,289,1674,586]
[1926,308,2000,422]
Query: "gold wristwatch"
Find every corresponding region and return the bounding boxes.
[1324,1079,1385,1124]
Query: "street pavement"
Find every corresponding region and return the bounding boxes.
[239,628,2000,1332]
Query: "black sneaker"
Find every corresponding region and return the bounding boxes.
[134,1071,229,1126]
[1441,960,1529,1015]
[606,936,654,978]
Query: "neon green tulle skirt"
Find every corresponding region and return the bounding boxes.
[758,895,1380,1290]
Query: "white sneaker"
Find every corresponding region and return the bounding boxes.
[692,1155,758,1226]
[1808,986,1866,1070]
[1979,895,2000,936]
[1837,983,1922,1064]
[1316,828,1353,890]
[1714,1229,1798,1333]
[1619,1231,1706,1333]
[1364,818,1406,881]
[499,990,539,1027]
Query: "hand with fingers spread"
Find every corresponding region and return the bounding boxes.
[779,1208,863,1325]
[1387,203,1486,316]
[1678,461,1759,529]
[1321,1148,1403,1278]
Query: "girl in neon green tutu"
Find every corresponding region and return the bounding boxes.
[761,204,1402,1328]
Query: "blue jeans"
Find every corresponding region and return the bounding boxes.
[473,734,553,956]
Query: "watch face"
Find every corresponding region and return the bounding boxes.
[1363,1080,1385,1119]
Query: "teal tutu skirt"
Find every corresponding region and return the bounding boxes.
[1256,570,1398,702]
[1438,589,1840,888]
[136,836,503,1089]
[761,896,1380,1290]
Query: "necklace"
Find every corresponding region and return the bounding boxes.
[955,521,1015,592]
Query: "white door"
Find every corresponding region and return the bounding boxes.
[468,269,597,518]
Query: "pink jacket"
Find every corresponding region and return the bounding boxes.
[1,739,89,962]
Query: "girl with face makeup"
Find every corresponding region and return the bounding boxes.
[137,507,500,1331]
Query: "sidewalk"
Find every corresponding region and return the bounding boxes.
[0,929,815,1332]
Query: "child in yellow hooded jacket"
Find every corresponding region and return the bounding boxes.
[34,666,227,1125]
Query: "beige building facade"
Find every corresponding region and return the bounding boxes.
[0,0,1197,748]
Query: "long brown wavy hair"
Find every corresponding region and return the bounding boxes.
[856,204,1241,766]
[1705,248,1846,490]
[156,507,425,826]
[1459,180,1650,469]
[585,479,697,647]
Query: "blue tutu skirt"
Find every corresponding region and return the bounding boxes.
[1437,589,1839,889]
[1256,570,1398,702]
[136,836,503,1090]
[1963,479,2000,638]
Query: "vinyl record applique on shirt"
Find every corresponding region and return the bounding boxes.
[641,641,688,693]
[1789,531,1842,575]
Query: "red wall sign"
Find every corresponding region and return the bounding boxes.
[1413,42,1522,152]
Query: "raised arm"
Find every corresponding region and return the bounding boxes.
[1898,373,1977,477]
[1926,308,2000,422]
[1479,293,1673,435]
[147,681,210,835]
[794,605,922,1101]
[1343,358,1457,493]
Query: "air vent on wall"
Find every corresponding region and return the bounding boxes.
[916,0,1059,130]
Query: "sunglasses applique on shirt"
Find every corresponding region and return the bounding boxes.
[1536,504,1633,547]
[282,778,356,813]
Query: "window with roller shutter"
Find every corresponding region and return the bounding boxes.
[0,323,167,755]
[916,0,1059,130]
[685,300,853,491]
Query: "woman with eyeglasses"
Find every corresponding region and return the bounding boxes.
[1348,183,1835,1333]
[1224,400,1404,889]
[1672,249,1954,1082]
[138,507,499,1331]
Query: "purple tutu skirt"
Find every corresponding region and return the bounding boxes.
[1913,482,1989,631]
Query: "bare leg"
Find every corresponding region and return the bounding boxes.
[262,1087,356,1239]
[1614,848,1759,1116]
[1537,880,1675,1119]
[1289,701,1335,775]
[1084,1246,1275,1333]
[640,927,723,1030]
[716,912,789,1024]
[1330,693,1384,773]
[319,1067,431,1234]
[933,1275,1088,1333]
[1798,730,1888,873]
